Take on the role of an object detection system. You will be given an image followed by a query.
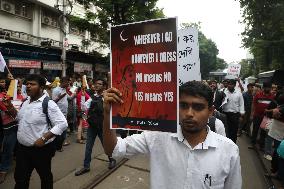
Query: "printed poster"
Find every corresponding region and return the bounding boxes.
[111,18,178,132]
[227,64,242,79]
[177,27,201,84]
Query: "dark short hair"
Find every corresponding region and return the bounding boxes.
[61,77,69,83]
[247,83,255,88]
[179,81,213,107]
[263,82,272,88]
[0,74,6,80]
[95,78,107,87]
[208,80,217,85]
[228,79,236,85]
[25,74,46,87]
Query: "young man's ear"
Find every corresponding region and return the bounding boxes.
[208,106,215,117]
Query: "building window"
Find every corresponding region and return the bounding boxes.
[0,0,32,19]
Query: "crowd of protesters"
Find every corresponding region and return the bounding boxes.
[0,73,116,188]
[206,78,284,188]
[1,72,284,188]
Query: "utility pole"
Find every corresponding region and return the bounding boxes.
[55,0,71,77]
[61,0,67,77]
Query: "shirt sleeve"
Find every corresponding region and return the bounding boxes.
[239,93,245,114]
[112,132,156,158]
[215,119,226,137]
[83,98,92,112]
[48,100,68,135]
[224,147,242,189]
[52,88,60,101]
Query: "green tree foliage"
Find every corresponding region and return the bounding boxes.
[70,0,164,46]
[239,59,253,78]
[181,23,227,79]
[239,0,284,72]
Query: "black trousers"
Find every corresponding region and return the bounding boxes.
[224,112,240,143]
[14,142,56,189]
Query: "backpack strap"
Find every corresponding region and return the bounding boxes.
[42,96,52,129]
[208,116,216,132]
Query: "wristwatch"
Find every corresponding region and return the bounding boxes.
[41,136,48,143]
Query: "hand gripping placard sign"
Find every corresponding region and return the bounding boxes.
[111,18,178,132]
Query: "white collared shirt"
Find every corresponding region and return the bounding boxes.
[215,118,226,137]
[52,87,68,116]
[17,94,68,146]
[112,126,242,189]
[222,89,245,114]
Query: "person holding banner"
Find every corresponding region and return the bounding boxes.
[0,75,18,184]
[102,81,241,189]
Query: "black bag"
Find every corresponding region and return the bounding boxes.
[41,96,57,154]
[208,116,216,132]
[87,95,104,128]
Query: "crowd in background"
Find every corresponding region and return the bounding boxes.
[1,73,284,188]
[204,78,284,188]
[0,73,118,187]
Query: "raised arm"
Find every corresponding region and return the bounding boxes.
[103,88,124,156]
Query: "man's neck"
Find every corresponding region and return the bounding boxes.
[183,129,208,148]
[30,93,43,102]
[97,90,103,95]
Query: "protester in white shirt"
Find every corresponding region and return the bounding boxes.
[102,81,242,189]
[14,74,68,189]
[52,77,71,151]
[222,79,245,143]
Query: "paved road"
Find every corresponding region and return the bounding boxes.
[2,133,270,189]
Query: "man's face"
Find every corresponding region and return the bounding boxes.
[210,82,217,91]
[227,83,235,92]
[247,86,254,93]
[26,81,42,98]
[61,80,70,88]
[263,87,271,94]
[223,81,228,88]
[179,94,213,134]
[94,80,104,92]
[0,79,6,89]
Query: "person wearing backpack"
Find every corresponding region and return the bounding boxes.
[14,74,68,189]
[75,78,116,176]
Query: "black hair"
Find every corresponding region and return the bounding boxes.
[95,78,107,87]
[25,74,46,87]
[179,81,213,107]
[61,77,69,82]
[247,83,255,88]
[263,82,272,88]
[228,79,236,85]
[208,80,217,85]
[0,74,6,80]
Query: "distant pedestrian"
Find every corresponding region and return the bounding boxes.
[52,77,71,151]
[222,79,245,143]
[250,82,274,149]
[238,83,254,136]
[75,78,116,176]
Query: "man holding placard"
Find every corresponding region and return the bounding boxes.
[102,81,242,189]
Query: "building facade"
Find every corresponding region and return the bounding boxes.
[0,0,109,79]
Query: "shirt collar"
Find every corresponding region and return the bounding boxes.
[28,93,47,103]
[171,125,218,149]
